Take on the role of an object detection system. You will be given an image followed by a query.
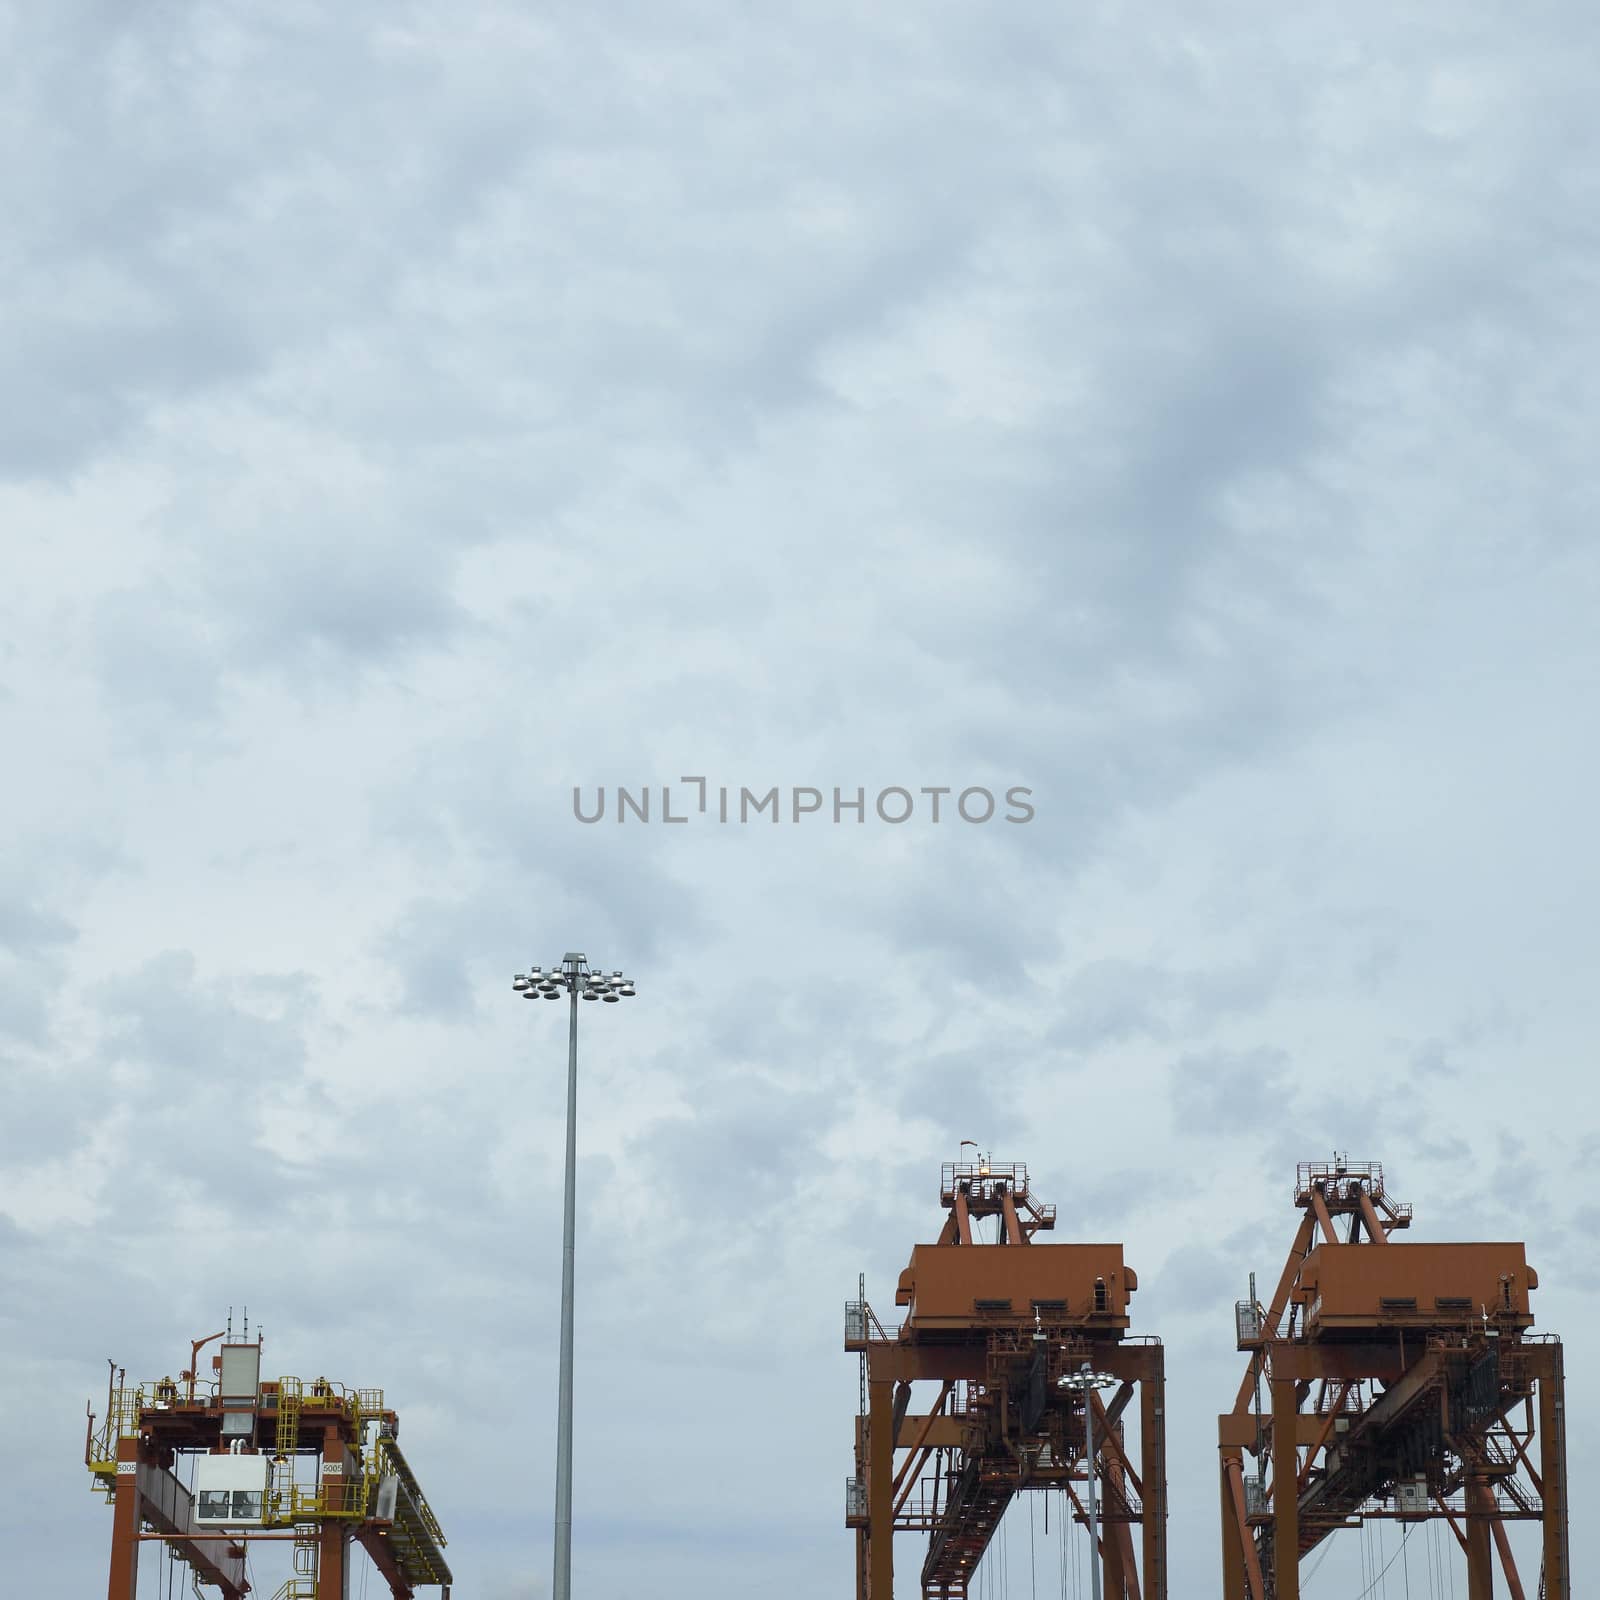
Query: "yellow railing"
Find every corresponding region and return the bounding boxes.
[267,1376,380,1522]
[269,1525,320,1600]
[87,1383,147,1496]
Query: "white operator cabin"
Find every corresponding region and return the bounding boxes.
[193,1452,270,1526]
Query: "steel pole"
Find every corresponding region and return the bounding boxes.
[1085,1369,1102,1600]
[552,981,579,1600]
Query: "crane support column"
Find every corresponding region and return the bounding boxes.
[1219,1453,1245,1600]
[1271,1376,1299,1600]
[1466,1478,1494,1600]
[106,1438,143,1600]
[319,1524,350,1600]
[1140,1360,1167,1599]
[868,1376,895,1599]
[1538,1342,1570,1599]
[1104,1509,1127,1599]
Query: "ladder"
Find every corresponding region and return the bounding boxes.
[271,1523,320,1600]
[274,1378,304,1518]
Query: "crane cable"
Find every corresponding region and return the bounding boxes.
[1058,1489,1068,1600]
[1354,1521,1420,1600]
[1299,1536,1333,1590]
[1031,1490,1039,1600]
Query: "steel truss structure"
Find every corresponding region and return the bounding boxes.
[87,1324,451,1600]
[1218,1160,1569,1600]
[846,1157,1167,1599]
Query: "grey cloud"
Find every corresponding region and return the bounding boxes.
[1143,1243,1241,1325]
[98,951,315,1088]
[0,896,76,952]
[0,965,55,1048]
[1168,1047,1294,1133]
[6,2,1600,1595]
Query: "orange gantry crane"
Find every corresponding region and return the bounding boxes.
[1218,1159,1569,1600]
[86,1321,452,1599]
[846,1154,1167,1599]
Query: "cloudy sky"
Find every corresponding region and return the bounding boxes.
[3,2,1597,1595]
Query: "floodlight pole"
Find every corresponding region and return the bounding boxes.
[554,975,578,1600]
[1084,1363,1102,1600]
[513,953,635,1600]
[1059,1360,1113,1600]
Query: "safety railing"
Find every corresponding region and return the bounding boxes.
[845,1475,867,1523]
[87,1383,147,1494]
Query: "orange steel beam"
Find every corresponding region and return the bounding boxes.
[320,1422,352,1600]
[1537,1342,1570,1599]
[135,1532,293,1542]
[868,1377,894,1599]
[1295,1383,1351,1492]
[318,1525,349,1600]
[106,1440,142,1600]
[1466,1479,1494,1600]
[1062,1482,1108,1567]
[890,1380,912,1446]
[890,1382,952,1506]
[1140,1362,1167,1600]
[1433,1494,1469,1552]
[1104,1379,1135,1434]
[1271,1376,1299,1600]
[1491,1515,1527,1600]
[1308,1185,1339,1246]
[1220,1459,1246,1600]
[1356,1189,1389,1244]
[1222,1453,1266,1600]
[1230,1214,1315,1413]
[1103,1454,1141,1600]
[1090,1390,1143,1498]
[890,1443,934,1520]
[1000,1189,1025,1246]
[1504,1401,1542,1497]
[354,1525,417,1599]
[1103,1500,1129,1600]
[953,1186,973,1246]
[1119,1528,1142,1600]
